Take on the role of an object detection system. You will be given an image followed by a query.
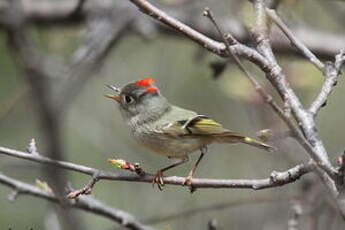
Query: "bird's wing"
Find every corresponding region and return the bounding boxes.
[159,115,240,137]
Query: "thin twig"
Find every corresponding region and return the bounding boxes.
[266,10,345,119]
[309,49,345,116]
[266,9,325,71]
[66,172,100,199]
[127,0,271,64]
[128,0,227,55]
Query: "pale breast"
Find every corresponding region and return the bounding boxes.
[131,123,205,158]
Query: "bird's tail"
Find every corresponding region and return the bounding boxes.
[217,134,276,152]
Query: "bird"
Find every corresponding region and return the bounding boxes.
[106,78,275,189]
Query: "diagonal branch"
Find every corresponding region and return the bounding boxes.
[250,0,345,219]
[0,173,157,230]
[309,49,345,116]
[128,0,226,56]
[250,0,337,179]
[265,10,345,118]
[202,8,311,158]
[266,9,325,72]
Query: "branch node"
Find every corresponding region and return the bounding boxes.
[26,138,39,155]
[309,48,345,116]
[269,170,280,183]
[66,172,101,199]
[224,33,237,46]
[202,7,210,17]
[324,61,338,78]
[134,162,145,176]
[108,158,146,176]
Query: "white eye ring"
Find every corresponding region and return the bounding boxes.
[123,95,134,104]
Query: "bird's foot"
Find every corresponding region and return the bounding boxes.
[183,173,197,193]
[183,175,193,187]
[152,170,165,191]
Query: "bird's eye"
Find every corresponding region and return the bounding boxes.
[124,95,134,104]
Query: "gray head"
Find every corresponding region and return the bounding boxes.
[106,78,170,124]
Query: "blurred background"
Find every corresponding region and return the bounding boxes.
[1,0,345,229]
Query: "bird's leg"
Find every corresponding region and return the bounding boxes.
[153,157,188,190]
[183,146,207,186]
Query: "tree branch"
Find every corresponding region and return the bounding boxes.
[266,9,325,72]
[1,0,344,59]
[265,10,345,118]
[129,0,227,56]
[0,173,157,230]
[202,7,311,160]
[0,145,312,190]
[250,0,345,219]
[250,0,337,179]
[309,49,345,116]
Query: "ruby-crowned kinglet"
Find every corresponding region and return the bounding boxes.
[106,78,275,189]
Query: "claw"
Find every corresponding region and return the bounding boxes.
[183,175,197,193]
[183,175,193,186]
[152,170,165,191]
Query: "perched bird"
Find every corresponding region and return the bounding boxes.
[106,78,275,189]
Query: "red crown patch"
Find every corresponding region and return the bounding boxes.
[145,86,157,92]
[134,78,155,87]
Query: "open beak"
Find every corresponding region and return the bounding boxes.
[105,84,121,102]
